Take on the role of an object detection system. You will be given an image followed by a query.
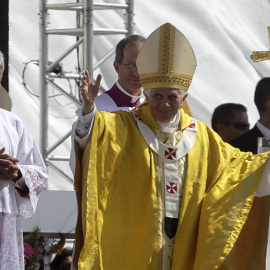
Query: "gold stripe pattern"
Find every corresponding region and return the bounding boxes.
[140,72,192,91]
[159,22,176,76]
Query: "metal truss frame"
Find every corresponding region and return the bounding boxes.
[39,0,134,182]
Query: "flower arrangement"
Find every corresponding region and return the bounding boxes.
[24,226,40,270]
[24,226,67,270]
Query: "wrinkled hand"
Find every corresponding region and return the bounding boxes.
[81,70,102,115]
[0,147,21,181]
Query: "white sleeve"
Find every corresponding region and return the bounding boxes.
[69,106,96,175]
[71,106,96,149]
[15,125,48,219]
[255,156,270,197]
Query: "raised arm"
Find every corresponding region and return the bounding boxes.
[81,70,102,115]
[69,71,103,172]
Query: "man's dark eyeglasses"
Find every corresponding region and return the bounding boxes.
[224,122,250,130]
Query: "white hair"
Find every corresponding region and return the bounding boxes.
[143,88,187,97]
[0,51,4,77]
[143,88,151,96]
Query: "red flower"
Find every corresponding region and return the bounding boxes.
[24,242,34,259]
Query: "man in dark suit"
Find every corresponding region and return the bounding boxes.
[231,77,270,154]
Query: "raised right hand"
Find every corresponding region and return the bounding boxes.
[80,70,102,115]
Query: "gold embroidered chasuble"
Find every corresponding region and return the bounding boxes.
[73,103,269,270]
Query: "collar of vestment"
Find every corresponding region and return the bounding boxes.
[132,104,197,161]
[104,81,143,106]
[133,102,194,131]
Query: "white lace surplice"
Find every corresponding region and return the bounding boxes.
[0,109,48,270]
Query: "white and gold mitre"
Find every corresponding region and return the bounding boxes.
[136,22,197,91]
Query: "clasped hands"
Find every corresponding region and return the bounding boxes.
[0,147,21,182]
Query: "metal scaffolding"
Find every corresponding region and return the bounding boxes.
[39,0,134,182]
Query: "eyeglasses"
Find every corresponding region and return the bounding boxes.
[121,62,137,69]
[224,122,250,130]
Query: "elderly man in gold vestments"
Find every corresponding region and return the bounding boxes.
[71,23,270,270]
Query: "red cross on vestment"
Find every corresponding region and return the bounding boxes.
[165,147,177,160]
[166,182,178,194]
